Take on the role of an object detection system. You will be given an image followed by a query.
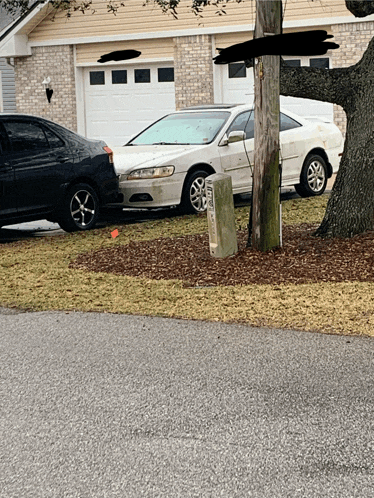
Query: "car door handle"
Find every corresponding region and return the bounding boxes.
[57,156,70,163]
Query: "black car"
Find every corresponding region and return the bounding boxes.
[0,114,121,232]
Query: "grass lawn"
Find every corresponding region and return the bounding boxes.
[1,195,373,336]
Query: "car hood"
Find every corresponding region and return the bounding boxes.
[112,144,207,174]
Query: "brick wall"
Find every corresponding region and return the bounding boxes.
[332,21,374,136]
[14,45,77,131]
[174,34,214,110]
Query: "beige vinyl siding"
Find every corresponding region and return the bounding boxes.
[76,38,174,65]
[18,4,55,36]
[28,0,248,41]
[28,0,350,43]
[214,25,333,50]
[282,0,347,22]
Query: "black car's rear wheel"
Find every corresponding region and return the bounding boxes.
[57,183,100,232]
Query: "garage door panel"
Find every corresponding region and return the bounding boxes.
[109,94,134,108]
[86,94,111,112]
[219,58,333,122]
[84,64,175,147]
[88,121,110,139]
[225,89,253,105]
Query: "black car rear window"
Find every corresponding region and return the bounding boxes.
[3,121,49,152]
[43,126,65,148]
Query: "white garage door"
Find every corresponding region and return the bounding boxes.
[219,56,333,122]
[84,64,175,147]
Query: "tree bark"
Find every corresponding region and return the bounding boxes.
[345,1,374,17]
[250,0,282,251]
[280,35,374,238]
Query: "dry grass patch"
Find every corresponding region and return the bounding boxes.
[1,195,374,336]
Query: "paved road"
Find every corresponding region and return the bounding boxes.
[1,310,373,497]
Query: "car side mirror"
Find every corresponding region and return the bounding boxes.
[219,130,246,147]
[228,130,245,143]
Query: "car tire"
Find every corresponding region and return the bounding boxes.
[294,154,328,198]
[180,170,209,214]
[56,183,100,232]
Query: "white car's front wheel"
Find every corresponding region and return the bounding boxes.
[180,170,209,214]
[295,154,328,198]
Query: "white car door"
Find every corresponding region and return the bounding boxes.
[222,110,308,190]
[279,112,306,185]
[218,111,253,193]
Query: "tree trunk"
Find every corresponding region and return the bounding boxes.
[280,35,374,238]
[250,0,282,251]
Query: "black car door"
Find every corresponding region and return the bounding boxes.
[2,119,73,216]
[0,122,17,220]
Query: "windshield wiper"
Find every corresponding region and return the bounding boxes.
[152,141,176,145]
[152,142,192,145]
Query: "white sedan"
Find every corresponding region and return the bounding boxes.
[111,104,343,214]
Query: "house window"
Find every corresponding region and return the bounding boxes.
[135,69,151,83]
[158,68,174,82]
[310,58,330,69]
[90,71,105,85]
[228,63,246,78]
[112,70,127,84]
[283,59,301,67]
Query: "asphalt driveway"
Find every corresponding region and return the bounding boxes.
[1,309,373,497]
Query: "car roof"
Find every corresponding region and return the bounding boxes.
[179,104,251,115]
[0,113,65,128]
[0,112,58,122]
[182,104,246,110]
[179,104,311,126]
[0,113,94,141]
[0,112,86,132]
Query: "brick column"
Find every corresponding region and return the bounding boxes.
[14,45,77,132]
[174,34,214,110]
[332,21,374,137]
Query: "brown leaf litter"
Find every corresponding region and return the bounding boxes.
[69,223,374,288]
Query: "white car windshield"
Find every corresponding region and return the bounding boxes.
[128,111,231,145]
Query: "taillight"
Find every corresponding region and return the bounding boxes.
[103,146,114,164]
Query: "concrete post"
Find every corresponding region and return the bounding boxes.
[206,173,238,258]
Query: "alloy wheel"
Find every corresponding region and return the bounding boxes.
[70,190,96,228]
[190,176,207,212]
[307,159,326,193]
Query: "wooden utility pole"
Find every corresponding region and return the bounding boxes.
[250,0,282,251]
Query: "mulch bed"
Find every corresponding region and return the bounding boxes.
[69,223,374,287]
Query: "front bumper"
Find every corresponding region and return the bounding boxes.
[109,172,185,209]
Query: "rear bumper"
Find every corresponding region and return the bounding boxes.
[99,174,122,205]
[327,146,343,174]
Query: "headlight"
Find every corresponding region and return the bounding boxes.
[127,166,175,180]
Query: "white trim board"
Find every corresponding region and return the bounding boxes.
[76,57,174,68]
